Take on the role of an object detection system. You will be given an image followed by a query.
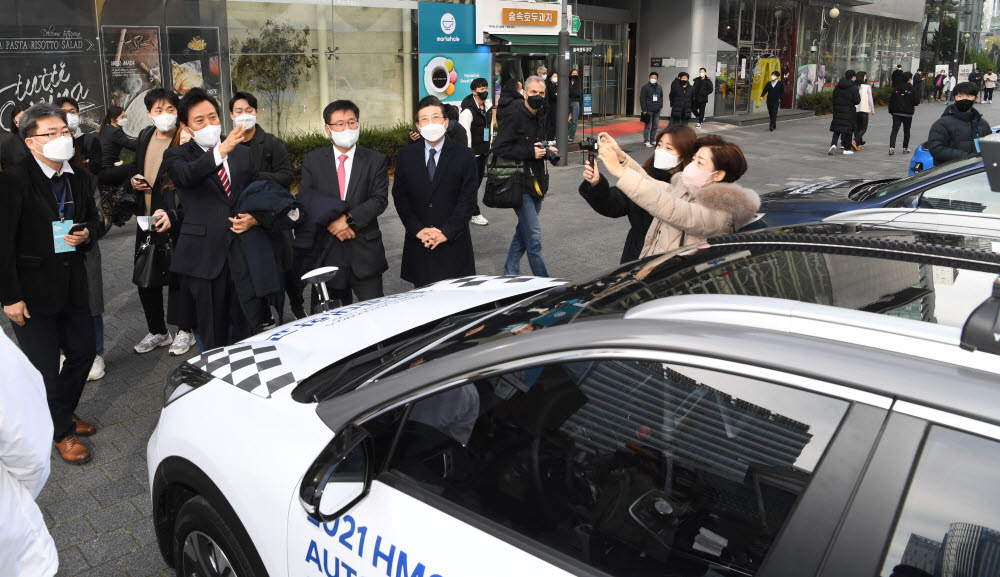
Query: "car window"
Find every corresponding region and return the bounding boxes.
[918,171,1000,214]
[878,426,1000,577]
[867,157,982,200]
[386,359,850,576]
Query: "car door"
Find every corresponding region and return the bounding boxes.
[288,349,891,577]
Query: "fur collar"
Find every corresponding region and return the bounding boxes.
[669,173,761,228]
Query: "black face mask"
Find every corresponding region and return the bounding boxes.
[955,99,975,112]
[527,94,546,110]
[476,91,488,100]
[571,76,579,81]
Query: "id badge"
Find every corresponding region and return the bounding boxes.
[483,128,490,142]
[52,220,75,253]
[975,138,981,153]
[652,95,658,102]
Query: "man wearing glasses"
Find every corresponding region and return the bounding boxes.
[0,102,102,464]
[298,100,390,306]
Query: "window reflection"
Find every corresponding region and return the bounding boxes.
[880,427,1000,576]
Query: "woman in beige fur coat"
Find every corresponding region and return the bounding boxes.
[595,132,760,257]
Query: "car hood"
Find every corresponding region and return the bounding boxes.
[183,275,567,400]
[759,179,876,210]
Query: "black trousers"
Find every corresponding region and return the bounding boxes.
[831,131,852,149]
[11,303,96,440]
[184,262,251,351]
[472,154,487,217]
[934,86,944,100]
[986,87,995,101]
[855,112,870,144]
[767,101,779,129]
[890,115,913,149]
[310,274,384,313]
[138,278,194,335]
[693,101,707,124]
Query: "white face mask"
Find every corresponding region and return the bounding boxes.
[152,113,177,133]
[419,122,447,143]
[330,127,360,149]
[650,78,657,84]
[32,135,75,163]
[234,113,256,131]
[119,117,128,125]
[653,149,680,170]
[191,123,222,148]
[65,113,80,131]
[539,74,547,81]
[551,76,558,84]
[700,72,706,78]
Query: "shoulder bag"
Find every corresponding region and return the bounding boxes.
[133,231,172,288]
[483,153,525,209]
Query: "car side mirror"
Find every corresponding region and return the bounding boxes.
[961,276,1000,355]
[300,424,372,522]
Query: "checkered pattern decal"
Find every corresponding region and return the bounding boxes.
[447,275,568,287]
[187,343,296,398]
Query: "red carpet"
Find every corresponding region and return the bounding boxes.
[579,120,648,138]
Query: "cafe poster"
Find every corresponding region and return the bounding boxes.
[101,26,162,136]
[166,27,222,100]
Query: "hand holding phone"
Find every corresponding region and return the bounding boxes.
[69,223,87,233]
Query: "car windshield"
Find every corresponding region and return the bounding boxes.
[855,156,983,201]
[371,228,1000,385]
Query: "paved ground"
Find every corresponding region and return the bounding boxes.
[1,97,979,576]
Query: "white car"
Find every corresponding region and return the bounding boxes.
[149,230,1000,577]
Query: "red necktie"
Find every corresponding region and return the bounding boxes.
[218,165,232,198]
[337,154,348,201]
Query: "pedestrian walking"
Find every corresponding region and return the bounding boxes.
[933,71,946,102]
[669,72,694,126]
[692,68,714,127]
[392,96,479,287]
[546,70,560,141]
[913,69,924,102]
[299,99,390,305]
[492,76,558,277]
[926,82,992,165]
[944,72,957,102]
[969,67,983,98]
[97,105,136,185]
[829,70,860,155]
[496,80,523,125]
[568,69,582,141]
[0,102,101,464]
[984,70,997,103]
[639,72,664,147]
[890,64,903,87]
[579,124,697,263]
[759,70,784,131]
[0,330,58,577]
[594,132,759,256]
[888,73,919,155]
[459,78,493,226]
[854,71,875,149]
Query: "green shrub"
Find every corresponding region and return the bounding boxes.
[282,122,413,189]
[873,85,893,107]
[797,91,833,115]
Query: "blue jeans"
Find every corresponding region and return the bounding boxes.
[569,101,581,140]
[946,90,953,102]
[643,111,661,143]
[504,194,549,277]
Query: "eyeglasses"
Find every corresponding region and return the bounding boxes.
[418,115,444,123]
[327,120,359,130]
[32,129,72,139]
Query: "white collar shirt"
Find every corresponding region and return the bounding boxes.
[332,144,357,199]
[425,138,444,167]
[34,157,74,179]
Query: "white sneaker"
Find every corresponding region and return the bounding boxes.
[644,142,652,148]
[843,150,854,155]
[828,145,837,155]
[87,355,105,381]
[134,332,172,354]
[696,123,703,128]
[169,330,194,356]
[470,214,489,226]
[59,354,66,372]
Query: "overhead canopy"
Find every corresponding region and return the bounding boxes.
[490,33,595,54]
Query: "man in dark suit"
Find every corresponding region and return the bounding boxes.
[0,103,101,463]
[759,70,785,131]
[392,96,478,287]
[56,97,103,175]
[300,99,390,304]
[161,87,257,350]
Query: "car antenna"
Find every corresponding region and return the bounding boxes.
[960,276,1000,354]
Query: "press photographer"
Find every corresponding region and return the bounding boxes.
[489,75,559,277]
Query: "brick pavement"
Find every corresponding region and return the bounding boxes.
[1,97,977,576]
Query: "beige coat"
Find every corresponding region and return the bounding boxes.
[614,156,760,258]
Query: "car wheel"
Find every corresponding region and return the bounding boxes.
[173,495,260,577]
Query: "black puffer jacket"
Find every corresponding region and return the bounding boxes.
[829,78,861,133]
[579,169,674,263]
[669,79,694,119]
[926,105,993,164]
[888,85,919,116]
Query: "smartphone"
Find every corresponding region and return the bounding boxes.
[134,176,150,187]
[69,223,87,234]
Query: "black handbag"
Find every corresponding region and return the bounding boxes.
[640,111,651,123]
[133,232,172,288]
[483,153,525,209]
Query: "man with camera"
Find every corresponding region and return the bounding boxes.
[491,75,558,277]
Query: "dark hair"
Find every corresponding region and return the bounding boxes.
[323,100,360,124]
[856,71,867,84]
[415,95,447,122]
[470,78,488,91]
[699,67,707,73]
[229,91,258,113]
[649,72,658,78]
[10,101,29,134]
[144,88,180,112]
[903,72,913,82]
[177,87,220,125]
[571,68,579,75]
[642,124,697,177]
[695,134,726,148]
[678,72,689,79]
[701,140,748,183]
[54,96,80,111]
[771,70,780,77]
[20,102,67,138]
[845,69,856,79]
[896,64,902,69]
[99,105,125,136]
[954,81,980,97]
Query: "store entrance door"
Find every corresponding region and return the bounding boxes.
[587,44,621,118]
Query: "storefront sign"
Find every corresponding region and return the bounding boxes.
[101,25,162,135]
[651,58,662,67]
[959,63,972,83]
[571,15,581,34]
[476,0,574,41]
[676,59,689,68]
[419,2,476,52]
[583,93,592,115]
[167,27,221,100]
[418,51,491,105]
[0,22,103,133]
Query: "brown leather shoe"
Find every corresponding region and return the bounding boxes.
[54,435,91,465]
[72,414,96,436]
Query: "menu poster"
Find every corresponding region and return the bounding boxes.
[102,26,161,136]
[167,27,221,100]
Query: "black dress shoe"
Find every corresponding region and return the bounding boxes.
[292,305,307,320]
